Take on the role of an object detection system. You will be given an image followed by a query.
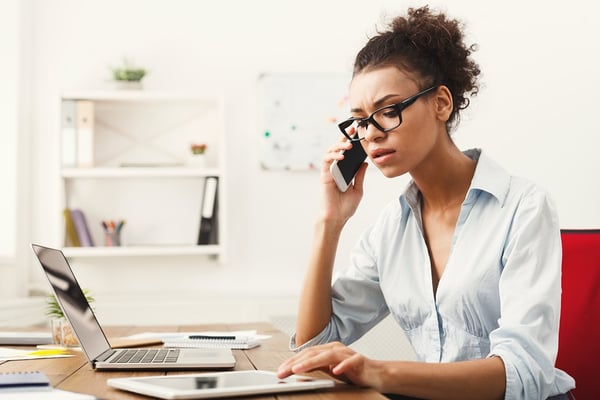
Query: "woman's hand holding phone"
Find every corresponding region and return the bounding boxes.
[319,137,368,226]
[330,139,368,192]
[329,124,368,192]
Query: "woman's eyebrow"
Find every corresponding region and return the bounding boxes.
[350,94,401,113]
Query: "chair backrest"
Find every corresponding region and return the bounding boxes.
[556,229,600,400]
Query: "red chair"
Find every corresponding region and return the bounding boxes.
[556,229,600,400]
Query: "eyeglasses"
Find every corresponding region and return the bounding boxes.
[337,85,438,141]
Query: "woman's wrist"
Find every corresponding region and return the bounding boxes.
[368,360,398,394]
[314,216,346,237]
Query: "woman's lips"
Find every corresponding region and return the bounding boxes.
[370,148,396,164]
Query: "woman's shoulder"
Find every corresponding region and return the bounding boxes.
[473,149,555,207]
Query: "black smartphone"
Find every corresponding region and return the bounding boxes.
[329,140,367,192]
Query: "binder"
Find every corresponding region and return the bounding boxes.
[63,208,81,247]
[75,100,94,168]
[61,100,77,167]
[70,209,95,247]
[197,176,218,245]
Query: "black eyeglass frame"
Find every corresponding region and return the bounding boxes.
[337,85,438,142]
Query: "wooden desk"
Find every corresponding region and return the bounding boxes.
[0,322,387,399]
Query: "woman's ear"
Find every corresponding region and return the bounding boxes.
[433,85,453,122]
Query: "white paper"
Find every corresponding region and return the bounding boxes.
[0,388,96,400]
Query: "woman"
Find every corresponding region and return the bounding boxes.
[277,6,575,400]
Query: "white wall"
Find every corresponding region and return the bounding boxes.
[0,2,18,261]
[0,0,32,299]
[10,0,600,323]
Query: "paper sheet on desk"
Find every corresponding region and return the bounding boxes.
[0,347,74,361]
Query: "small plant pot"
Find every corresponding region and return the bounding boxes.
[113,80,143,90]
[188,153,207,167]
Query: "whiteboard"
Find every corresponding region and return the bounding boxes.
[257,73,351,170]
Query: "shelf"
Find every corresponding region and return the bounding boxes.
[62,245,222,258]
[61,90,222,102]
[59,91,225,261]
[62,167,222,179]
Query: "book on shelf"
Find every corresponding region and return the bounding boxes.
[69,209,95,247]
[197,176,219,245]
[63,208,81,247]
[60,100,77,167]
[61,99,95,169]
[75,100,94,168]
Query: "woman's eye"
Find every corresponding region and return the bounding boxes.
[381,108,400,118]
[356,119,369,129]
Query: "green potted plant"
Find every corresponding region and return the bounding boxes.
[46,289,95,347]
[111,58,147,89]
[189,143,208,167]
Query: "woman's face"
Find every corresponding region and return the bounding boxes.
[349,66,446,178]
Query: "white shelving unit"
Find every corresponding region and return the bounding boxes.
[59,90,225,260]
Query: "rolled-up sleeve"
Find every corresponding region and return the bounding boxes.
[289,225,390,351]
[489,188,575,399]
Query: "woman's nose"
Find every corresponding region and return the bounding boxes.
[362,122,385,142]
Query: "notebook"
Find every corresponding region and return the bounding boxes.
[0,371,97,399]
[31,244,235,371]
[108,370,335,399]
[0,371,50,389]
[164,335,260,350]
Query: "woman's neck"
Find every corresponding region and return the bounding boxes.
[411,142,476,211]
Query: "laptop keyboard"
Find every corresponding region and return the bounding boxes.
[109,349,180,364]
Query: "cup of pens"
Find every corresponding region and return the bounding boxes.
[102,219,125,247]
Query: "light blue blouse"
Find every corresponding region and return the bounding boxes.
[290,149,575,399]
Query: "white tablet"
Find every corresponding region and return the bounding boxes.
[107,370,335,399]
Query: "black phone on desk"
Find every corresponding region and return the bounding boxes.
[329,140,367,192]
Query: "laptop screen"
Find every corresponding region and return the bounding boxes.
[32,244,111,362]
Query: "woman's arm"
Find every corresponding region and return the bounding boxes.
[278,342,506,400]
[294,139,368,346]
[294,219,341,345]
[377,355,505,400]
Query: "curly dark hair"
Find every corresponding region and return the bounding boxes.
[353,6,480,131]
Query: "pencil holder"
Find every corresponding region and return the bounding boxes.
[101,219,125,247]
[104,231,121,247]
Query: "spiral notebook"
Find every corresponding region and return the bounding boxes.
[164,334,260,350]
[0,371,50,389]
[0,371,97,399]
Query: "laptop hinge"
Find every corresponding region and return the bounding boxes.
[95,349,116,364]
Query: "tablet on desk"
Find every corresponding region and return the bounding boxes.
[108,370,335,399]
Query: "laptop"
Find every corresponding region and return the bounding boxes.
[31,243,236,370]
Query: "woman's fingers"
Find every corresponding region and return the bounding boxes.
[277,342,355,378]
